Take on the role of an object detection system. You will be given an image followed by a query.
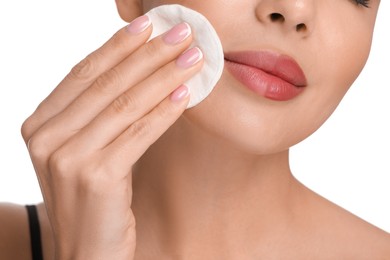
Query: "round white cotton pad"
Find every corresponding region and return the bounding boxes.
[146,4,224,108]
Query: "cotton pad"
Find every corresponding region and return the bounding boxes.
[146,4,224,108]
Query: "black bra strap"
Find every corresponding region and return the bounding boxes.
[25,205,44,260]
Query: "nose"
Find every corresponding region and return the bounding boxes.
[255,0,315,36]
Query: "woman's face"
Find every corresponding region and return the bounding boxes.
[139,0,380,154]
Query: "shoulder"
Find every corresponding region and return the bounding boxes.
[0,202,54,260]
[297,184,390,258]
[0,203,31,260]
[331,206,390,258]
[327,207,390,258]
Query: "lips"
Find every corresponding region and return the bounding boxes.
[224,51,307,101]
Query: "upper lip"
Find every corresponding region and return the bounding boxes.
[224,50,307,87]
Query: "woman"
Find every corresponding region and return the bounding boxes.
[1,0,389,259]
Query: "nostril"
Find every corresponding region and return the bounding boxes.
[270,13,285,23]
[296,23,307,32]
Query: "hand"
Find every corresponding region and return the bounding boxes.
[21,16,202,260]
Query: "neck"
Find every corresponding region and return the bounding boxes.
[131,117,300,257]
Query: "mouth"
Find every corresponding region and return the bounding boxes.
[224,51,307,101]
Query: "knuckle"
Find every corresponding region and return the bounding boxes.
[157,101,179,119]
[127,119,151,138]
[109,30,130,51]
[153,64,178,87]
[47,150,66,175]
[143,40,159,57]
[48,149,77,179]
[78,167,110,195]
[27,133,50,162]
[20,101,49,143]
[112,91,139,115]
[93,68,122,94]
[40,146,112,195]
[164,68,178,83]
[153,69,171,85]
[21,116,35,144]
[69,55,96,81]
[49,152,109,194]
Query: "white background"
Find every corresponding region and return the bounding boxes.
[0,1,389,232]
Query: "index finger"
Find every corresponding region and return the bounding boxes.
[22,15,152,143]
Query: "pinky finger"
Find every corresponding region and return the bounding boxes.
[103,85,190,170]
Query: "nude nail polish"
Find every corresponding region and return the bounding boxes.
[170,85,190,102]
[127,15,151,34]
[176,47,203,69]
[163,23,191,45]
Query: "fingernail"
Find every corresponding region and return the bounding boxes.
[170,85,190,102]
[163,23,191,45]
[176,47,203,69]
[126,15,151,34]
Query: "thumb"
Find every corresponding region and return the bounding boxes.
[115,0,143,22]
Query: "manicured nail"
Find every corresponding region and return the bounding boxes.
[176,47,203,69]
[126,15,151,34]
[170,85,190,102]
[163,23,191,45]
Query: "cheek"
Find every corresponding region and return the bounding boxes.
[311,7,375,102]
[182,32,374,155]
[317,31,372,97]
[302,21,374,132]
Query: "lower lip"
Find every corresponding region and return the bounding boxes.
[225,60,305,101]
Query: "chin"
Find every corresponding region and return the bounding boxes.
[182,100,308,156]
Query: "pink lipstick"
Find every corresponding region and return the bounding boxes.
[224,51,307,101]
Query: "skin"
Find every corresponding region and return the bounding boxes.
[0,0,389,259]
